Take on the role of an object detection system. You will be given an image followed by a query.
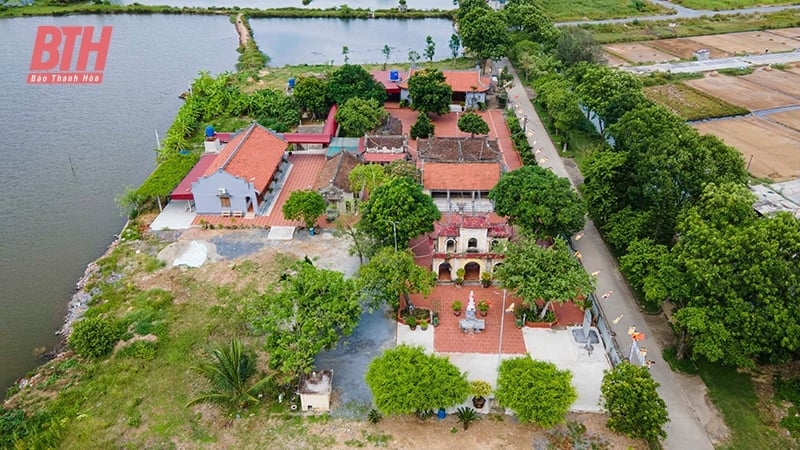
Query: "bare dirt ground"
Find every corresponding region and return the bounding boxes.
[690,30,800,55]
[693,116,800,181]
[602,42,679,64]
[685,72,799,111]
[302,412,647,450]
[767,108,800,132]
[740,66,800,98]
[646,37,731,59]
[768,27,800,40]
[602,52,628,67]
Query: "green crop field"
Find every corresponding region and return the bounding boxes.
[673,0,800,10]
[542,0,673,22]
[644,83,749,120]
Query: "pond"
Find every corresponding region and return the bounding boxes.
[250,17,456,66]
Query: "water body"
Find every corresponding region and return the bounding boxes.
[116,0,457,10]
[0,14,239,395]
[250,17,456,66]
[0,14,454,395]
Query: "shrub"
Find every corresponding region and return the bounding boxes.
[69,317,121,358]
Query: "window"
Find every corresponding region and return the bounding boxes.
[446,239,456,253]
[467,238,478,253]
[491,239,501,252]
[220,196,231,208]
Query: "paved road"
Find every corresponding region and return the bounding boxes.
[623,48,800,74]
[559,0,800,26]
[497,58,715,450]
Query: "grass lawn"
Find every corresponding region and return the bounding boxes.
[644,83,749,120]
[662,348,795,450]
[695,360,795,450]
[585,9,800,43]
[540,0,673,22]
[673,0,800,10]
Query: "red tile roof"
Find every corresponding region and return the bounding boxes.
[422,162,500,191]
[170,153,218,201]
[203,123,287,194]
[398,69,492,93]
[370,70,403,93]
[283,133,331,144]
[363,152,408,163]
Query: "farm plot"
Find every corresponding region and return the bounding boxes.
[644,83,748,120]
[693,117,800,181]
[647,37,731,59]
[685,73,799,111]
[740,67,800,98]
[690,31,800,55]
[603,52,628,67]
[603,42,679,64]
[759,27,800,40]
[765,109,800,133]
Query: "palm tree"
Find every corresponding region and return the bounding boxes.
[186,339,272,409]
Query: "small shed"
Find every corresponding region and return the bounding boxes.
[694,48,710,61]
[298,370,333,413]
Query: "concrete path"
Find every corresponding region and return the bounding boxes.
[498,58,715,450]
[624,49,800,74]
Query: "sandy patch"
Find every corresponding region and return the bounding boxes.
[691,31,799,56]
[693,116,800,181]
[766,108,800,132]
[602,42,680,64]
[685,73,799,111]
[647,37,731,60]
[739,66,800,98]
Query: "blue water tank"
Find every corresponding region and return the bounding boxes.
[205,125,215,137]
[389,70,399,81]
[288,78,296,88]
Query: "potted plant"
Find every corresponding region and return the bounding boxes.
[477,300,490,317]
[431,299,440,327]
[420,318,429,330]
[406,316,417,330]
[470,380,492,409]
[481,271,492,288]
[431,312,440,327]
[452,300,463,316]
[455,268,465,286]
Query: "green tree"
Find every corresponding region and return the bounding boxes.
[495,356,576,427]
[578,148,627,226]
[382,44,391,70]
[456,0,491,22]
[514,41,559,82]
[349,163,387,197]
[556,26,604,66]
[619,238,669,305]
[186,339,272,409]
[359,176,441,250]
[424,35,436,62]
[663,184,800,367]
[366,345,470,416]
[384,159,420,182]
[449,33,461,60]
[247,260,360,379]
[575,65,643,133]
[495,238,594,319]
[69,317,120,358]
[459,10,510,63]
[489,165,586,239]
[282,190,326,230]
[408,50,421,67]
[410,112,435,139]
[536,77,582,136]
[407,68,452,116]
[457,112,489,136]
[326,64,387,106]
[333,213,377,264]
[504,2,559,46]
[357,247,436,310]
[601,363,669,442]
[335,97,388,137]
[342,45,350,64]
[293,76,328,120]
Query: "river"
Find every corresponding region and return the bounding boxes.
[116,0,457,10]
[0,13,454,396]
